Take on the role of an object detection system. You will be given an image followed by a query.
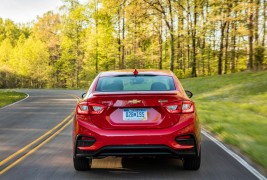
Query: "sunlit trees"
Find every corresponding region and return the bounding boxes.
[0,0,267,88]
[33,11,61,87]
[81,0,118,86]
[0,39,13,88]
[59,0,87,88]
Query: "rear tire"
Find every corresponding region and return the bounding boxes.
[73,157,92,171]
[183,149,201,170]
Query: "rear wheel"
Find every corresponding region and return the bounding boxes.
[183,148,201,170]
[73,157,92,171]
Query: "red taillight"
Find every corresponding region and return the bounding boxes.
[77,102,89,115]
[164,101,194,114]
[77,102,106,115]
[164,101,183,113]
[89,103,106,114]
[182,101,194,113]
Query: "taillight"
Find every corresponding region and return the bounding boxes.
[77,102,106,115]
[77,102,89,115]
[182,101,194,113]
[89,103,106,114]
[164,101,194,114]
[164,101,183,113]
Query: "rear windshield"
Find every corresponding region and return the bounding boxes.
[95,75,176,92]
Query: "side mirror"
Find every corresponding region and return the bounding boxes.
[81,92,86,98]
[185,90,193,98]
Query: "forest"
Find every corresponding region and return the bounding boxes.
[0,0,266,88]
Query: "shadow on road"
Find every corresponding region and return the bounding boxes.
[120,157,183,171]
[81,157,195,179]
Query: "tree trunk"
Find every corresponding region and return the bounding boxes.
[191,0,197,77]
[177,4,184,70]
[247,0,254,70]
[117,8,121,69]
[207,45,211,75]
[231,21,236,73]
[201,3,206,76]
[159,17,163,69]
[167,0,175,72]
[262,0,266,46]
[224,21,230,74]
[186,0,191,70]
[170,32,175,71]
[218,21,226,75]
[121,0,125,69]
[95,0,99,73]
[255,0,260,46]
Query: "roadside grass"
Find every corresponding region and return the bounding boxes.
[181,70,267,171]
[0,90,27,108]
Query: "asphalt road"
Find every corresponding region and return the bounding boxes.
[0,90,265,180]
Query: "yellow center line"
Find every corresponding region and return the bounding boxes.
[0,112,74,167]
[0,118,73,175]
[0,93,79,168]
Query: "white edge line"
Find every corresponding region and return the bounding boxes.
[0,92,29,109]
[201,129,267,180]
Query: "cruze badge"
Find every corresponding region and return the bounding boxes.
[128,99,141,104]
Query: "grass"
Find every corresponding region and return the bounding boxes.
[180,70,267,171]
[0,90,27,108]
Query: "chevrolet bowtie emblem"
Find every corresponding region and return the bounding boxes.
[128,99,141,104]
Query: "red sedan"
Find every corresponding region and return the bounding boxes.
[73,69,201,171]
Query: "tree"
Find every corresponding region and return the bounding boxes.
[0,39,13,88]
[144,0,175,71]
[59,0,87,88]
[33,12,61,87]
[0,0,267,88]
[262,0,266,46]
[247,0,254,70]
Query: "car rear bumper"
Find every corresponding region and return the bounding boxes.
[75,144,197,158]
[73,117,200,158]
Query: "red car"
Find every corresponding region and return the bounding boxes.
[73,69,201,170]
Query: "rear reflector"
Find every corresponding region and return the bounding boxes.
[177,135,191,139]
[77,136,96,147]
[175,135,195,146]
[80,136,95,141]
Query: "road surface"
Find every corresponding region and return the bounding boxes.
[0,90,265,180]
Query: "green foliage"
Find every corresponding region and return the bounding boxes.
[0,0,267,88]
[254,46,265,70]
[254,46,265,63]
[181,71,267,170]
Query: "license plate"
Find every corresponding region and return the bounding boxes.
[123,109,147,121]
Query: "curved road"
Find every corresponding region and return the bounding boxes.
[0,90,265,180]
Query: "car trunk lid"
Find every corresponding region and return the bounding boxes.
[88,92,184,130]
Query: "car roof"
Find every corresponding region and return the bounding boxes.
[99,69,174,77]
